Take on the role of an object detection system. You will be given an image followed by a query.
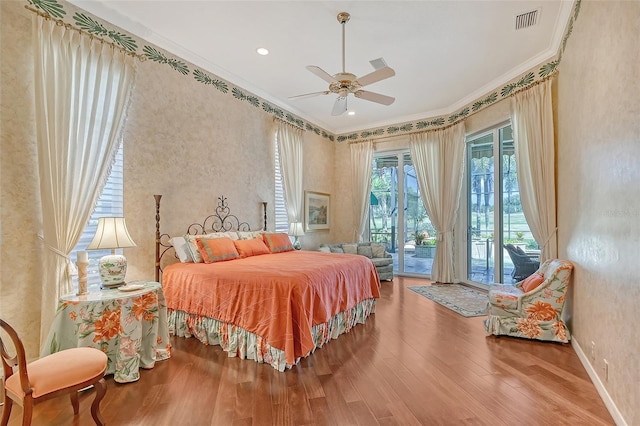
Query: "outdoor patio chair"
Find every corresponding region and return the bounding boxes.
[504,244,539,281]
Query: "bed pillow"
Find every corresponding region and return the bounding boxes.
[234,237,270,258]
[184,235,205,263]
[262,233,294,253]
[521,272,545,292]
[196,237,240,263]
[185,232,238,263]
[237,230,264,240]
[170,236,193,263]
[318,246,331,253]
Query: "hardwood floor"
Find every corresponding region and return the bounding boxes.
[6,277,614,425]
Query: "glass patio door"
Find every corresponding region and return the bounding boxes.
[370,152,434,277]
[468,132,495,283]
[467,124,537,284]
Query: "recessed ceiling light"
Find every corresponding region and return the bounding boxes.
[256,47,269,56]
[348,111,356,116]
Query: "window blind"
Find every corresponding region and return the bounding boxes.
[274,135,289,233]
[70,145,124,290]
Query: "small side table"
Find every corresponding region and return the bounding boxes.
[42,281,171,383]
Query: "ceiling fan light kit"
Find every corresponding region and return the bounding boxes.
[289,12,396,116]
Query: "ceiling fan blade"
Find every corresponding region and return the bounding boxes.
[288,91,330,100]
[356,66,395,87]
[331,96,348,116]
[354,90,395,106]
[306,66,337,84]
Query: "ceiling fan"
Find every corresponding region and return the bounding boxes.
[289,12,396,116]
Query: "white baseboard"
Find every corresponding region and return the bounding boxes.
[571,339,627,426]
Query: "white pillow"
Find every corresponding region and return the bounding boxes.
[318,246,331,253]
[170,236,193,263]
[237,230,264,240]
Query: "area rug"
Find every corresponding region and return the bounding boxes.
[407,284,488,317]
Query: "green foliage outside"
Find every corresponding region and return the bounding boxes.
[470,149,538,250]
[369,164,435,252]
[370,148,538,254]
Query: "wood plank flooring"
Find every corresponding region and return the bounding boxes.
[5,277,614,425]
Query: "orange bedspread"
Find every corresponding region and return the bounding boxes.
[162,251,381,365]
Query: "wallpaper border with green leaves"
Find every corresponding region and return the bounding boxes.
[339,0,581,142]
[26,0,581,143]
[26,0,333,141]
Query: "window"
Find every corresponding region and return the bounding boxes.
[466,123,537,284]
[370,152,434,277]
[70,145,124,291]
[274,135,288,233]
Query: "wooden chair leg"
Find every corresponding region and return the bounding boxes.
[70,389,80,414]
[1,397,13,426]
[21,398,33,426]
[90,378,107,426]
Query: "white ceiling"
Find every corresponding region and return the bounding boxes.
[68,1,573,135]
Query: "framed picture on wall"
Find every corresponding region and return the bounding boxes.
[304,191,330,232]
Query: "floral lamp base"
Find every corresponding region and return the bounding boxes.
[99,254,128,288]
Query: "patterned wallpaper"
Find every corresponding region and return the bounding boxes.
[25,0,582,143]
[25,0,333,139]
[556,1,639,423]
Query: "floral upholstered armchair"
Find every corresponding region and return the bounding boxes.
[484,259,574,343]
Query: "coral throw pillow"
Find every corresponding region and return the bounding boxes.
[196,237,240,263]
[262,233,294,253]
[521,272,545,292]
[234,237,270,258]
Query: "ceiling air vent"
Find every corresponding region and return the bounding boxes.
[515,9,539,30]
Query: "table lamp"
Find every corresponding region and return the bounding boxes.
[288,222,304,250]
[87,217,137,288]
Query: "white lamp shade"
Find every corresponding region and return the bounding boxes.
[87,217,135,288]
[288,222,304,237]
[87,217,136,250]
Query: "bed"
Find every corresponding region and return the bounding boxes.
[154,195,381,371]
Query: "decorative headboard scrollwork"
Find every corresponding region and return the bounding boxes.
[187,195,251,235]
[154,195,268,282]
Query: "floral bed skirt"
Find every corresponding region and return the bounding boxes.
[168,298,377,371]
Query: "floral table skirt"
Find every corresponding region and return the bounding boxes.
[42,281,171,383]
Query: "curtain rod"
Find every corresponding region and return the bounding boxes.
[348,121,464,145]
[25,5,146,61]
[273,116,305,131]
[349,70,558,145]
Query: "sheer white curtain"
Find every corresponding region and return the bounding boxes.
[276,121,304,227]
[410,123,466,283]
[350,140,374,242]
[511,79,557,261]
[34,17,136,344]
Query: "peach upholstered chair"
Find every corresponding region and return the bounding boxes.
[484,259,574,343]
[0,319,108,426]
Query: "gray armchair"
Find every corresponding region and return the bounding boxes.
[319,242,393,281]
